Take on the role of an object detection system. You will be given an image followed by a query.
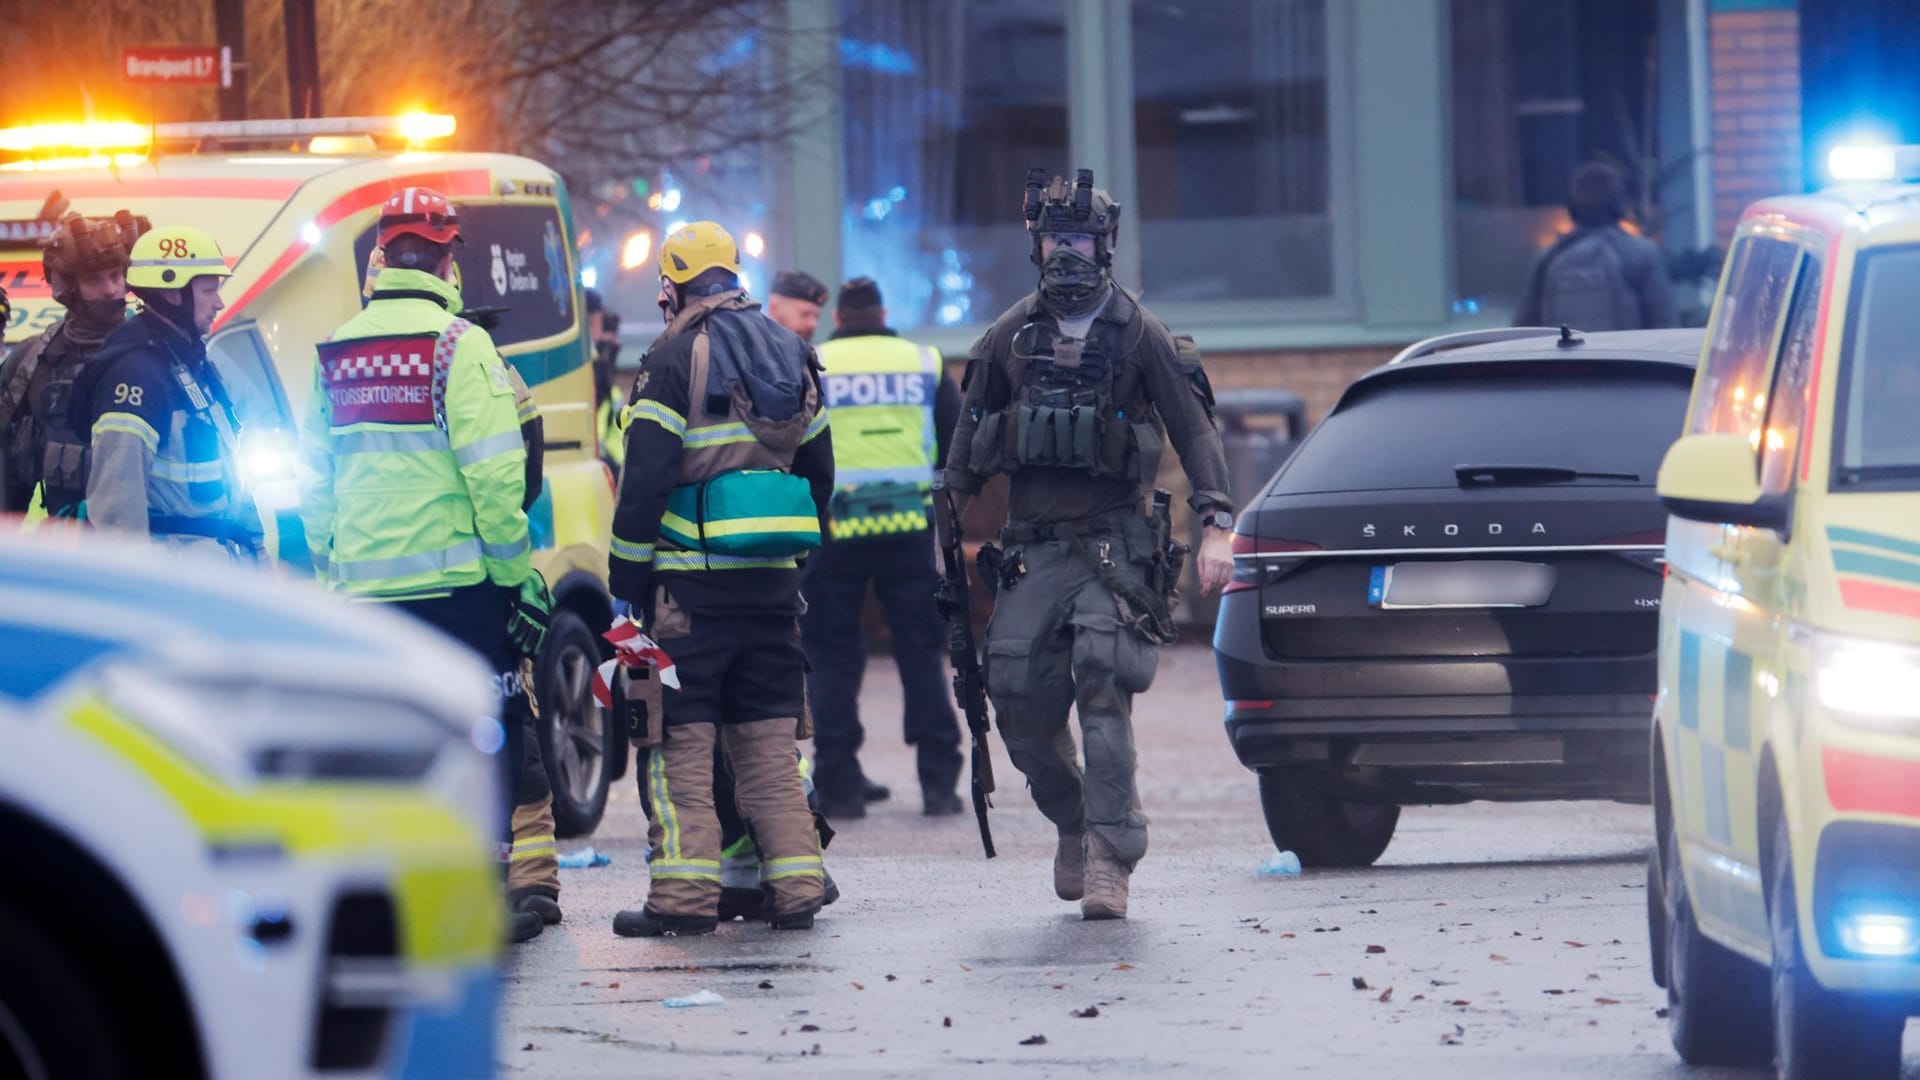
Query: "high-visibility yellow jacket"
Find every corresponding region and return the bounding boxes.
[814,331,943,539]
[300,268,530,599]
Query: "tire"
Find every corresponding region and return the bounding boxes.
[1646,846,1668,988]
[1256,770,1400,868]
[1769,815,1905,1080]
[0,900,132,1080]
[1663,811,1770,1065]
[537,610,613,837]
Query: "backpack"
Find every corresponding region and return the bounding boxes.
[1537,229,1641,332]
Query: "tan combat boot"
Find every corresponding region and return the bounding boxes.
[1081,834,1130,921]
[1054,831,1086,901]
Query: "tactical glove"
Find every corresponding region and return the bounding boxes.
[509,571,553,659]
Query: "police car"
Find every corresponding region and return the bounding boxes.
[0,528,500,1078]
[0,115,624,834]
[1649,144,1920,1078]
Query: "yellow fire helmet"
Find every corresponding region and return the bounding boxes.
[126,225,232,290]
[657,220,741,285]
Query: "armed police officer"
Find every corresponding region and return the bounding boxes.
[940,170,1235,920]
[0,210,147,519]
[609,221,832,937]
[75,225,263,556]
[300,188,553,944]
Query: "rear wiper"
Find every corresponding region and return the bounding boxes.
[1454,463,1640,487]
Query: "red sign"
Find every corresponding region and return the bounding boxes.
[122,46,229,87]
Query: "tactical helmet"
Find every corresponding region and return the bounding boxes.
[1023,168,1121,267]
[126,225,231,290]
[658,221,741,285]
[42,210,148,304]
[378,186,461,247]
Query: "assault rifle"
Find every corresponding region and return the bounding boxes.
[934,483,996,858]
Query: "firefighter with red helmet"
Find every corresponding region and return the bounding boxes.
[299,187,559,942]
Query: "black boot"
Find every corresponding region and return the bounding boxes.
[719,887,767,923]
[507,910,544,944]
[922,790,965,816]
[817,789,867,821]
[511,888,563,925]
[612,908,718,938]
[861,776,892,803]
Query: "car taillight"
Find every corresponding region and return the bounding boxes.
[1224,534,1319,594]
[1604,531,1667,574]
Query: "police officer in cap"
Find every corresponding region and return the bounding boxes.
[941,169,1235,920]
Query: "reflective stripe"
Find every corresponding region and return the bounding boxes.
[331,538,482,582]
[93,412,159,454]
[650,861,723,882]
[655,550,798,571]
[335,429,449,455]
[660,509,819,540]
[649,748,686,864]
[765,855,825,881]
[509,836,556,862]
[626,400,687,437]
[453,429,525,467]
[516,400,540,424]
[611,536,655,563]
[129,256,227,269]
[481,535,530,561]
[683,422,755,448]
[833,465,932,486]
[151,457,226,484]
[802,409,829,443]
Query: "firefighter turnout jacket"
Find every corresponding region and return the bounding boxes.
[813,328,959,540]
[300,267,532,598]
[74,312,258,547]
[610,290,834,616]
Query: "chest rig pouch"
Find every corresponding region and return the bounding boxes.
[2,330,95,516]
[974,292,1163,483]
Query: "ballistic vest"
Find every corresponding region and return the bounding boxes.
[814,333,940,540]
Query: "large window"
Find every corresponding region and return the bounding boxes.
[839,0,1067,331]
[1691,236,1799,441]
[1131,0,1334,303]
[1450,0,1659,316]
[1835,248,1920,488]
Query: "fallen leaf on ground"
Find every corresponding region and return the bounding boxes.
[1113,963,1133,971]
[1412,994,1426,1001]
[607,982,621,989]
[1450,1000,1471,1007]
[758,980,774,989]
[959,964,972,972]
[1488,953,1509,962]
[1352,976,1371,990]
[799,1024,820,1033]
[1655,1007,1670,1019]
[1020,1034,1048,1046]
[521,1043,537,1051]
[885,974,898,982]
[943,1017,953,1028]
[1073,1005,1100,1018]
[852,982,865,990]
[1281,932,1297,939]
[1366,944,1387,954]
[1595,997,1622,1005]
[1564,941,1587,948]
[1378,988,1394,1003]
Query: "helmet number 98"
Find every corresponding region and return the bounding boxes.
[158,237,192,259]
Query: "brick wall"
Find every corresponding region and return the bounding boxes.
[1709,6,1804,242]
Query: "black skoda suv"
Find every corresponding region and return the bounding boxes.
[1214,328,1701,866]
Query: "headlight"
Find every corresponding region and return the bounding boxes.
[100,665,477,785]
[1813,632,1920,726]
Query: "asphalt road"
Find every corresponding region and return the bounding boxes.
[500,645,1782,1078]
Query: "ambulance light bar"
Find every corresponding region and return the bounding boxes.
[0,113,456,154]
[1826,143,1920,184]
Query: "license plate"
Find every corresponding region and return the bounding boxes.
[1367,561,1556,609]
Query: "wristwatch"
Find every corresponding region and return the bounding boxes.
[1202,509,1234,531]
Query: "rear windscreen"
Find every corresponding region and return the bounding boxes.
[1272,366,1692,494]
[354,201,576,349]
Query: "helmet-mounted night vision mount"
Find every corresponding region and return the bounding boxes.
[1023,167,1121,267]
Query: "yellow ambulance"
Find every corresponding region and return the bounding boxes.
[0,115,623,834]
[1649,144,1920,1078]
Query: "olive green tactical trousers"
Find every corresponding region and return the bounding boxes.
[982,517,1161,869]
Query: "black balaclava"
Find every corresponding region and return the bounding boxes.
[1038,244,1107,318]
[133,287,197,344]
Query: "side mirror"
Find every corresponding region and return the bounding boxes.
[1657,433,1790,530]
